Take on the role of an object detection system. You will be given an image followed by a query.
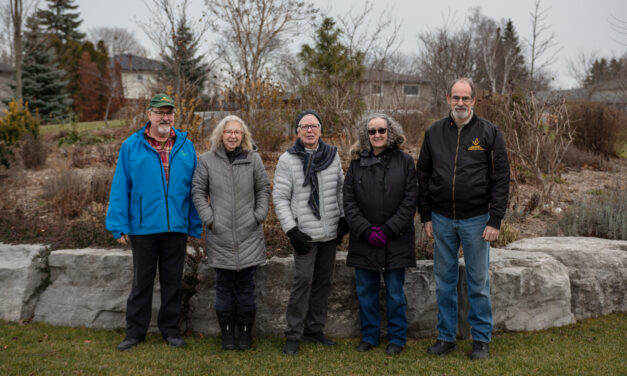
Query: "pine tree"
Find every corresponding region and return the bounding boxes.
[14,16,72,123]
[299,17,364,88]
[36,0,86,43]
[500,20,527,93]
[160,17,210,95]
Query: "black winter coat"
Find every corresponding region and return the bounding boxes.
[417,114,510,229]
[343,147,418,272]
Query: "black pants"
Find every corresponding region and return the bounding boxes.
[126,232,187,339]
[214,266,257,313]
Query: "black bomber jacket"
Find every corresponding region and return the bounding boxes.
[417,113,510,229]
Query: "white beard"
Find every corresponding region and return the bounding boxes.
[157,123,171,137]
[452,106,470,120]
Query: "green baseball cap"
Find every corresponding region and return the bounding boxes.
[149,93,175,108]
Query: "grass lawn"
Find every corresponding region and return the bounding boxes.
[1,313,625,375]
[40,120,123,135]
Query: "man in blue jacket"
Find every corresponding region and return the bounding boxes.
[106,93,202,351]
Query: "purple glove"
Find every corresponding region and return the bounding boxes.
[374,229,388,246]
[368,227,387,247]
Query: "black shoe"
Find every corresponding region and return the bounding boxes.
[237,311,255,350]
[165,336,186,348]
[427,340,456,355]
[386,343,403,355]
[117,337,144,351]
[471,340,489,359]
[302,332,336,346]
[283,339,299,355]
[216,310,236,350]
[356,341,375,352]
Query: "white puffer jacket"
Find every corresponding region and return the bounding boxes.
[272,150,344,242]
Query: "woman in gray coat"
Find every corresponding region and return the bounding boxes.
[191,115,270,350]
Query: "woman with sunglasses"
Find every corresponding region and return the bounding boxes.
[343,113,418,356]
[191,115,270,351]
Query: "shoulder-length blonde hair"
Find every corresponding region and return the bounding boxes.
[349,113,405,159]
[209,115,254,152]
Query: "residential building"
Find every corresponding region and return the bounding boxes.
[112,54,163,100]
[362,69,431,111]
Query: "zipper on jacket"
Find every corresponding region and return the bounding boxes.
[139,196,143,226]
[451,127,462,219]
[149,132,189,233]
[230,161,240,270]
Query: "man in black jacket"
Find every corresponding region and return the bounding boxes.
[417,78,510,360]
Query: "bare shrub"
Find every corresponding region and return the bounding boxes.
[566,100,625,158]
[561,144,613,171]
[21,133,48,169]
[391,111,432,147]
[476,91,574,206]
[42,169,114,219]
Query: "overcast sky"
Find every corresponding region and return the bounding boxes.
[74,0,627,89]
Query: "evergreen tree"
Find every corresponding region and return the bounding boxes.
[299,17,364,88]
[500,20,527,92]
[36,0,86,43]
[13,16,72,123]
[160,17,210,95]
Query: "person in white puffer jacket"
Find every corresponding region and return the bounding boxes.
[273,109,349,356]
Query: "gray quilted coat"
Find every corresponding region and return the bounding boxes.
[272,151,344,242]
[191,146,270,270]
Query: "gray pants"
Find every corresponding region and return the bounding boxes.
[284,239,337,340]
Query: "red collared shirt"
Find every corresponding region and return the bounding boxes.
[144,124,177,183]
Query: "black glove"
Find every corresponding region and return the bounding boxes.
[287,227,312,255]
[336,217,349,244]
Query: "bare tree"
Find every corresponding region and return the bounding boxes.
[3,0,38,101]
[205,0,317,110]
[609,15,627,46]
[417,21,474,114]
[337,0,401,73]
[88,26,147,57]
[470,8,500,93]
[526,0,562,90]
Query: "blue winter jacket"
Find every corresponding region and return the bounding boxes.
[106,122,203,239]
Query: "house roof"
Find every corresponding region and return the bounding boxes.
[112,54,163,72]
[0,63,15,73]
[363,69,427,84]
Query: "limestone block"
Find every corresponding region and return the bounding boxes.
[33,248,161,330]
[0,243,48,321]
[505,237,627,320]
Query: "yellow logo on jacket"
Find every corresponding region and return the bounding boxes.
[468,138,485,151]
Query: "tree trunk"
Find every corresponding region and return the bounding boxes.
[11,0,24,102]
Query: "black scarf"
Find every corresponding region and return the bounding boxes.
[287,138,337,219]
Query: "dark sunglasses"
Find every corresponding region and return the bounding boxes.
[367,128,388,135]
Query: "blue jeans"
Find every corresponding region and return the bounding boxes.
[355,268,407,346]
[432,212,492,343]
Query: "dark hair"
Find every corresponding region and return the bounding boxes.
[447,77,476,98]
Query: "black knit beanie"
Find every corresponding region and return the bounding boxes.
[294,109,322,134]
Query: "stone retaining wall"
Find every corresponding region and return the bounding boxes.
[1,237,625,339]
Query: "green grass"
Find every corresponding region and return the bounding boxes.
[41,120,123,135]
[1,314,625,375]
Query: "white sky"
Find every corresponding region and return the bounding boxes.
[74,0,627,89]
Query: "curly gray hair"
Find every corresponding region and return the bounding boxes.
[350,113,405,159]
[209,115,253,152]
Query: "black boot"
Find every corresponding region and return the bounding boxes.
[216,310,236,350]
[237,311,255,350]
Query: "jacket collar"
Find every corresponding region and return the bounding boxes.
[358,145,396,167]
[448,112,477,129]
[138,121,188,149]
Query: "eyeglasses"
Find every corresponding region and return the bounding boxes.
[367,128,387,135]
[224,130,242,135]
[299,124,321,131]
[450,96,472,104]
[151,109,175,117]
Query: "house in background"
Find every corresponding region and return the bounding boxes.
[0,63,15,111]
[111,54,163,100]
[362,69,431,111]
